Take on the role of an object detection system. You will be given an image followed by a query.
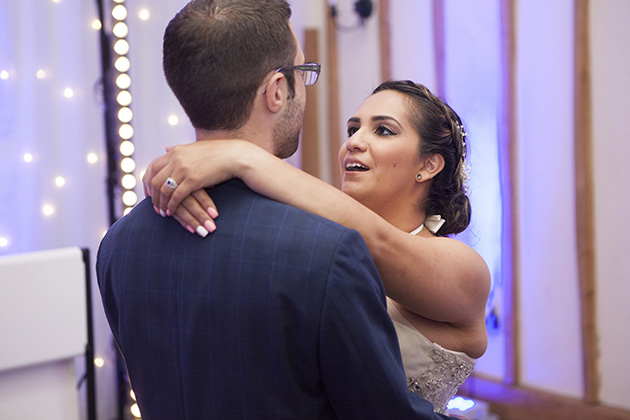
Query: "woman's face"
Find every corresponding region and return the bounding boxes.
[338,90,423,216]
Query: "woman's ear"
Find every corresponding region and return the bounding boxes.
[263,72,286,114]
[416,154,445,182]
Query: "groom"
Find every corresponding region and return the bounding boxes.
[97,1,455,418]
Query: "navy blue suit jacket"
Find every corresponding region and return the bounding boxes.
[97,180,452,419]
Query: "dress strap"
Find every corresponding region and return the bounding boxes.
[409,224,424,235]
[409,215,446,235]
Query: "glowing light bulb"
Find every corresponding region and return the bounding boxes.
[113,22,128,38]
[130,390,137,401]
[64,88,74,98]
[42,204,55,216]
[123,190,138,206]
[118,107,133,123]
[52,0,60,3]
[36,70,46,79]
[1,70,9,80]
[130,403,142,418]
[139,9,150,20]
[116,74,131,89]
[120,140,135,156]
[115,57,130,72]
[121,157,136,173]
[94,357,105,367]
[112,5,127,21]
[168,115,179,126]
[24,153,34,163]
[117,90,132,106]
[123,207,133,216]
[87,153,98,164]
[122,174,137,189]
[114,39,130,55]
[0,237,8,248]
[55,176,66,187]
[119,124,134,140]
[92,19,102,30]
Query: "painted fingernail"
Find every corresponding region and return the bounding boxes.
[159,209,166,218]
[186,225,195,234]
[166,209,172,217]
[196,225,209,238]
[207,207,219,219]
[204,220,216,233]
[154,205,160,215]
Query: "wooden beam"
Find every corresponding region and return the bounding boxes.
[458,375,630,420]
[301,29,320,178]
[499,0,519,387]
[574,0,598,404]
[324,1,341,188]
[378,0,391,82]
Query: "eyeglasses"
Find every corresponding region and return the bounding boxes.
[275,62,321,87]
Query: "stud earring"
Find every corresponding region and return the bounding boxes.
[416,173,422,181]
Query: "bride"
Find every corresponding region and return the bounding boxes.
[144,80,491,414]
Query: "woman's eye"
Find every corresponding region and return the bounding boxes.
[375,125,395,136]
[347,126,359,137]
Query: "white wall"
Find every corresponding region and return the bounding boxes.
[516,0,583,398]
[590,0,630,410]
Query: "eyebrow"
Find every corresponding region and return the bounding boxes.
[347,115,402,126]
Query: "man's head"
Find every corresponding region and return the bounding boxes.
[163,0,297,132]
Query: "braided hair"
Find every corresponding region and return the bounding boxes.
[372,80,471,236]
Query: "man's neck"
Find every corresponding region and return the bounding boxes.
[194,126,275,154]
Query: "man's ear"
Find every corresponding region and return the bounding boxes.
[263,72,286,114]
[416,153,445,182]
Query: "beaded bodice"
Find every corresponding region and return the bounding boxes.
[387,298,475,414]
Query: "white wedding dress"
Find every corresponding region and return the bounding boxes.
[387,220,476,413]
[387,298,475,413]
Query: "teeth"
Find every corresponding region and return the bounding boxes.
[346,162,369,171]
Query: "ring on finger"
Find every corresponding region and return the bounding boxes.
[165,177,178,189]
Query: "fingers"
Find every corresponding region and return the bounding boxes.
[180,193,217,233]
[142,161,153,197]
[169,198,216,238]
[144,153,172,208]
[189,190,218,220]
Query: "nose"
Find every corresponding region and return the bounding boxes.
[344,129,367,152]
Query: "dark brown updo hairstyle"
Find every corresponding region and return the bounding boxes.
[372,80,471,236]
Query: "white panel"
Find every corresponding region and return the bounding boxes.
[516,0,583,398]
[0,247,87,372]
[0,359,80,420]
[590,0,630,411]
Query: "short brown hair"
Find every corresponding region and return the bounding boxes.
[163,0,296,130]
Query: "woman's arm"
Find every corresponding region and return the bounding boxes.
[144,140,490,330]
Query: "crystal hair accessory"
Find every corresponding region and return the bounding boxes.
[455,121,467,140]
[454,121,471,195]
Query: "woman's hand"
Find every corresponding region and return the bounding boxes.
[164,190,219,238]
[142,140,251,236]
